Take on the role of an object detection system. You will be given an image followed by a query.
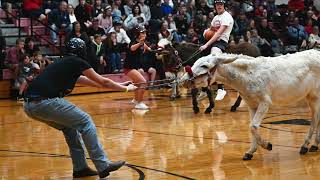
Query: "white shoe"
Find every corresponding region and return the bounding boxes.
[197,91,207,101]
[130,99,138,104]
[215,89,226,101]
[135,102,149,110]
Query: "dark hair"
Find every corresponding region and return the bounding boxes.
[94,34,101,39]
[16,38,24,45]
[20,54,29,62]
[132,4,141,16]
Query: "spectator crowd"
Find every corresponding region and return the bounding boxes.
[1,0,320,99]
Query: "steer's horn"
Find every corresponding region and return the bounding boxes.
[217,57,238,64]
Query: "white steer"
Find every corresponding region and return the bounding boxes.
[180,49,320,160]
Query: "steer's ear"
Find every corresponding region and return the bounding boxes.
[216,57,237,64]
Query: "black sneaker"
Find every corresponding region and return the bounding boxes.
[99,160,126,178]
[73,167,98,178]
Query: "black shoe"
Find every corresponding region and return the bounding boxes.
[99,160,126,178]
[73,167,98,178]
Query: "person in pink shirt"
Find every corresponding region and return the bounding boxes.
[97,5,113,34]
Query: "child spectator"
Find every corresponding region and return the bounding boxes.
[16,54,37,100]
[185,27,199,44]
[105,32,122,73]
[5,39,25,78]
[89,34,106,74]
[25,37,40,57]
[308,26,320,49]
[31,51,52,73]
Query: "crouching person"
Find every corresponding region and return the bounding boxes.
[23,38,137,178]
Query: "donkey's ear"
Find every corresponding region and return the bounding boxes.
[216,57,237,64]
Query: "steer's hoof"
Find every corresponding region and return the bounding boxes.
[193,107,200,114]
[242,153,253,160]
[300,146,308,155]
[204,108,212,114]
[309,145,318,152]
[230,106,237,112]
[266,143,272,151]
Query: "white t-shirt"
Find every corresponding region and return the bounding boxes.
[210,11,234,42]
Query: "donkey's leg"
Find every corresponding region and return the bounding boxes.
[231,95,242,112]
[244,102,271,160]
[170,81,177,101]
[191,88,200,114]
[309,120,320,152]
[204,86,215,114]
[301,96,320,154]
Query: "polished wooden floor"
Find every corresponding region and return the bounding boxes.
[0,89,320,180]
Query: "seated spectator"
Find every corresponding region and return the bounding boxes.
[92,0,107,17]
[123,0,134,17]
[138,0,151,23]
[87,18,107,41]
[257,18,282,56]
[68,4,77,24]
[48,1,72,44]
[109,20,131,52]
[89,34,106,74]
[105,32,122,73]
[158,20,179,43]
[24,37,40,57]
[236,11,249,36]
[42,0,58,15]
[308,26,320,49]
[111,0,123,21]
[65,21,90,49]
[4,39,25,78]
[31,51,52,73]
[124,4,146,31]
[23,0,46,21]
[16,54,37,100]
[97,5,113,34]
[161,0,173,16]
[75,0,93,28]
[304,19,313,35]
[185,27,199,44]
[174,3,191,41]
[248,29,265,49]
[287,17,308,50]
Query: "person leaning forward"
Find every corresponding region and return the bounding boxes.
[23,38,137,178]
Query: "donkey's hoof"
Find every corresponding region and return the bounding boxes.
[309,145,318,152]
[193,107,200,114]
[204,108,212,114]
[266,143,272,151]
[176,94,181,99]
[230,106,237,112]
[300,147,308,155]
[169,96,176,101]
[242,153,253,160]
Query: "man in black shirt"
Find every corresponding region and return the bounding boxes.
[23,38,136,178]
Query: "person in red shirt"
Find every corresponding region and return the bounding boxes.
[23,0,46,20]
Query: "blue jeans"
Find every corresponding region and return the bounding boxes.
[23,98,110,172]
[50,24,72,43]
[109,53,121,71]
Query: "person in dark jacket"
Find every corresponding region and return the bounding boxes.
[48,1,72,44]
